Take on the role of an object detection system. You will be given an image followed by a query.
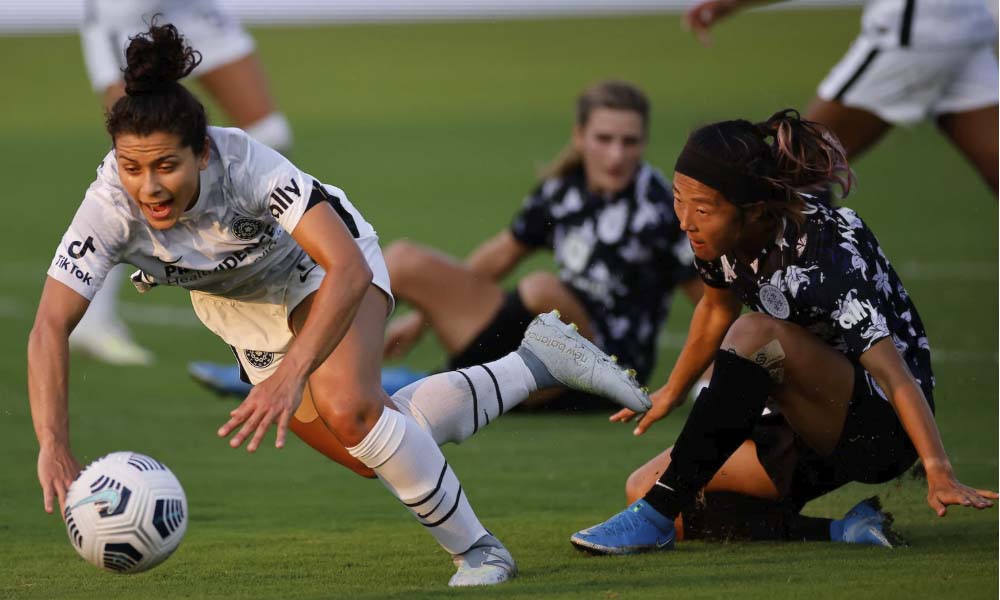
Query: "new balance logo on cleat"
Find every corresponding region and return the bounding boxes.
[519,311,651,413]
[523,330,588,364]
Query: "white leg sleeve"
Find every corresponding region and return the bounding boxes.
[389,353,536,446]
[347,407,488,555]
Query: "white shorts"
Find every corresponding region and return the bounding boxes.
[817,38,999,125]
[190,236,394,385]
[81,0,256,92]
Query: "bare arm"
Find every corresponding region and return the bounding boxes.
[861,340,997,515]
[28,278,90,513]
[613,284,741,434]
[218,203,372,452]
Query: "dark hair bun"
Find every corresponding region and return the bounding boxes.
[123,21,201,96]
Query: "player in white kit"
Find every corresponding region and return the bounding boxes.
[682,0,998,194]
[75,0,294,365]
[28,23,651,587]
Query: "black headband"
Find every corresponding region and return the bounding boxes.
[674,146,774,206]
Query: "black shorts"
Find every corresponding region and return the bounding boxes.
[752,363,932,510]
[446,289,612,411]
[447,290,535,371]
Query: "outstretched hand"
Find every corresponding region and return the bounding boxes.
[38,445,81,514]
[926,472,997,516]
[609,388,678,436]
[217,369,305,453]
[682,0,741,46]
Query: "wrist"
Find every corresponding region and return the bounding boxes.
[278,353,313,382]
[38,435,70,452]
[922,458,955,480]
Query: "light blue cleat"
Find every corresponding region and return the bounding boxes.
[380,366,428,395]
[570,499,676,555]
[188,362,253,397]
[189,362,429,398]
[830,496,904,548]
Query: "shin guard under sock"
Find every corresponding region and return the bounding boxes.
[644,349,775,518]
[347,407,488,554]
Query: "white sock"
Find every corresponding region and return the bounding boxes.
[390,353,537,446]
[347,407,487,555]
[244,112,293,155]
[73,264,127,338]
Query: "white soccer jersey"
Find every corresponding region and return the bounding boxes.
[861,0,997,48]
[47,126,374,302]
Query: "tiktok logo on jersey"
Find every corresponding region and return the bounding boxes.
[54,255,93,286]
[68,236,96,259]
[268,178,301,219]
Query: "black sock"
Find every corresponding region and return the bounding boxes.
[683,492,832,542]
[784,513,834,541]
[643,350,774,518]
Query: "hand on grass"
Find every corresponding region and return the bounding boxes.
[926,470,997,516]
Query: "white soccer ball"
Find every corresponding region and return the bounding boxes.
[63,451,187,573]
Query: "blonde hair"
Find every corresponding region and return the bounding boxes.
[540,80,650,181]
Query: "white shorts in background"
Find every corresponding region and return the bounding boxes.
[190,236,394,385]
[81,0,255,92]
[817,39,999,125]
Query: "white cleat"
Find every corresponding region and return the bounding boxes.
[69,330,155,366]
[519,311,651,413]
[448,540,517,587]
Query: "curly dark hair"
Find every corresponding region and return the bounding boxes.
[105,20,208,154]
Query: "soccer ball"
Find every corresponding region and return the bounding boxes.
[63,451,187,573]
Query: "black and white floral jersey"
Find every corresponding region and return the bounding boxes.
[510,164,697,383]
[695,202,934,395]
[47,126,374,301]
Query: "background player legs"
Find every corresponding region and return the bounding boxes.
[804,97,892,160]
[384,240,595,355]
[69,263,153,365]
[195,54,293,154]
[937,105,999,194]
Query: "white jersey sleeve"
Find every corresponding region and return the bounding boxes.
[46,166,130,300]
[224,129,315,234]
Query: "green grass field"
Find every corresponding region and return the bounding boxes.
[1,10,997,599]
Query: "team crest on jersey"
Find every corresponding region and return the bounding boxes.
[244,350,274,369]
[231,218,263,241]
[758,284,790,319]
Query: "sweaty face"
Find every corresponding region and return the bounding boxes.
[574,108,646,197]
[672,172,744,261]
[114,131,208,230]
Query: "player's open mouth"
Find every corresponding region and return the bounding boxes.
[688,236,705,249]
[142,199,174,220]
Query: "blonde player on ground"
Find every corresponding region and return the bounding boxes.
[682,0,998,195]
[28,23,651,587]
[74,0,293,364]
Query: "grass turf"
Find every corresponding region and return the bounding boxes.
[0,10,997,599]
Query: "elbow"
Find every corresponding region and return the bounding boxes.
[351,259,374,301]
